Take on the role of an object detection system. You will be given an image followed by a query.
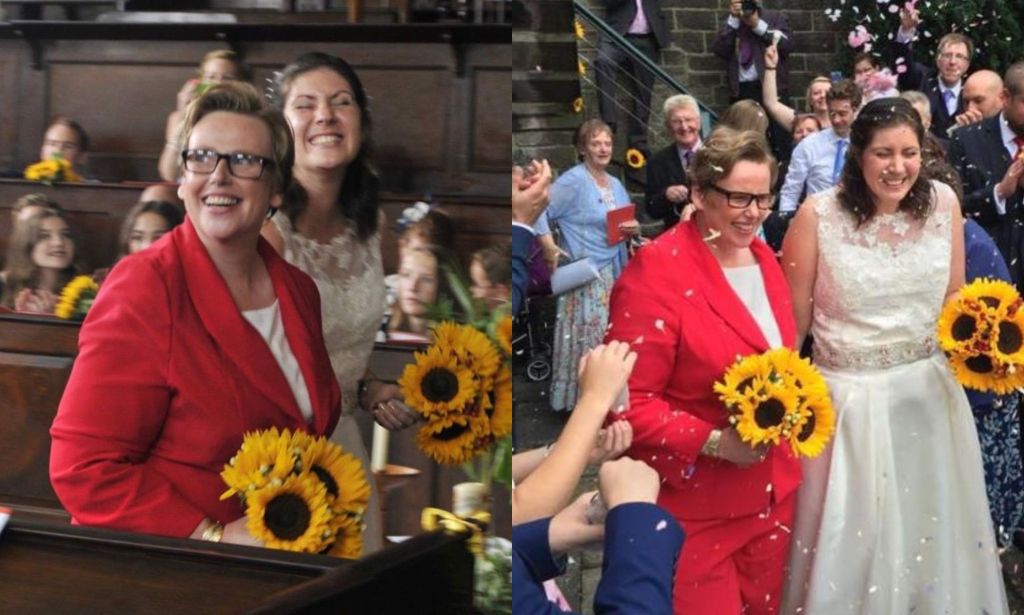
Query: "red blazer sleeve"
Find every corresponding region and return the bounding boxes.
[605,242,714,489]
[50,256,206,537]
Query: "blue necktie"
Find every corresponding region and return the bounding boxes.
[942,89,956,116]
[832,138,848,185]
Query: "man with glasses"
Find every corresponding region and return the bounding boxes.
[893,5,972,141]
[644,94,702,230]
[39,116,90,176]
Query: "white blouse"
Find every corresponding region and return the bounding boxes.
[242,300,314,423]
[722,264,782,349]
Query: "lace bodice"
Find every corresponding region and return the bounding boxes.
[811,181,955,370]
[271,214,386,413]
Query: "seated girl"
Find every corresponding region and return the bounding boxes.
[387,246,450,341]
[118,200,184,258]
[0,208,79,313]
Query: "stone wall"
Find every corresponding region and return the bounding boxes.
[513,0,847,169]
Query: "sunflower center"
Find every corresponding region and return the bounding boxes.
[965,354,994,374]
[434,423,469,441]
[997,322,1023,355]
[264,493,312,540]
[422,368,460,403]
[951,315,977,342]
[980,296,1001,309]
[311,465,338,498]
[796,413,817,442]
[754,398,786,428]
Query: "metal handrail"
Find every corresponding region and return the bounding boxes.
[573,0,717,136]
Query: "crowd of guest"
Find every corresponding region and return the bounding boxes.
[512,1,1024,611]
[0,50,513,561]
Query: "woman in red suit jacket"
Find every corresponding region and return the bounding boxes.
[50,83,341,545]
[605,127,800,614]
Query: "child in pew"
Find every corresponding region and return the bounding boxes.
[157,50,249,182]
[37,116,90,180]
[0,208,80,314]
[118,200,184,258]
[469,243,511,309]
[10,193,62,224]
[384,207,457,329]
[387,245,453,341]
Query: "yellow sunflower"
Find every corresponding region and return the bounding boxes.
[327,516,365,559]
[572,97,584,114]
[416,411,490,465]
[992,305,1024,366]
[732,386,800,446]
[299,437,371,517]
[574,18,585,39]
[578,58,587,77]
[399,346,478,417]
[487,365,512,438]
[625,148,646,169]
[937,295,994,355]
[713,353,772,408]
[961,278,1020,315]
[54,275,99,320]
[245,473,334,553]
[495,315,512,356]
[220,427,300,500]
[946,352,1015,394]
[772,349,829,399]
[789,395,835,458]
[433,322,501,379]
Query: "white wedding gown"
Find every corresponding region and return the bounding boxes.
[782,182,1009,614]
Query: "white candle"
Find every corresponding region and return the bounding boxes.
[371,423,390,473]
[452,482,489,517]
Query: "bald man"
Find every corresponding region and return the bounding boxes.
[954,70,1006,129]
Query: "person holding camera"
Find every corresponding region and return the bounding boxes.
[712,0,794,159]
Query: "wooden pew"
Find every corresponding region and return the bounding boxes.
[0,313,511,538]
[0,514,474,613]
[0,179,510,273]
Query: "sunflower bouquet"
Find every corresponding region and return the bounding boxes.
[713,348,835,458]
[220,428,370,558]
[54,275,99,320]
[937,278,1024,394]
[24,154,82,185]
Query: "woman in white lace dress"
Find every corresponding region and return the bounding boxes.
[780,98,1008,613]
[263,53,418,555]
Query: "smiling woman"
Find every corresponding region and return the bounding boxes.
[49,82,344,549]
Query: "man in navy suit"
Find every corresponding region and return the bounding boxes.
[593,0,670,153]
[894,5,973,141]
[512,160,552,314]
[513,457,683,614]
[644,94,701,230]
[947,62,1024,288]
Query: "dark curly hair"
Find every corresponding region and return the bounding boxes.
[837,97,933,227]
[274,52,380,241]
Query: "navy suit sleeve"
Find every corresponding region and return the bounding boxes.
[512,518,572,615]
[594,503,683,615]
[644,152,673,222]
[947,129,1002,224]
[513,224,534,314]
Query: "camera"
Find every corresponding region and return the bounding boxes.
[741,0,760,14]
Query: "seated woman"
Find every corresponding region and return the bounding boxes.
[50,82,341,545]
[387,245,449,340]
[157,50,247,182]
[469,243,511,309]
[1,208,79,313]
[118,199,184,258]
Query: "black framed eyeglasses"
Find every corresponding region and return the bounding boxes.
[181,149,274,180]
[707,184,774,210]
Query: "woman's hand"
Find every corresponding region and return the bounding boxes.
[176,78,201,113]
[618,219,640,237]
[14,288,57,314]
[366,382,419,430]
[222,517,264,547]
[715,428,770,467]
[764,44,779,69]
[576,341,637,417]
[587,420,633,465]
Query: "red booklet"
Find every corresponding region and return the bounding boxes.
[606,204,637,246]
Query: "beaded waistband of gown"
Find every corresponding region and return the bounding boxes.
[813,336,938,371]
